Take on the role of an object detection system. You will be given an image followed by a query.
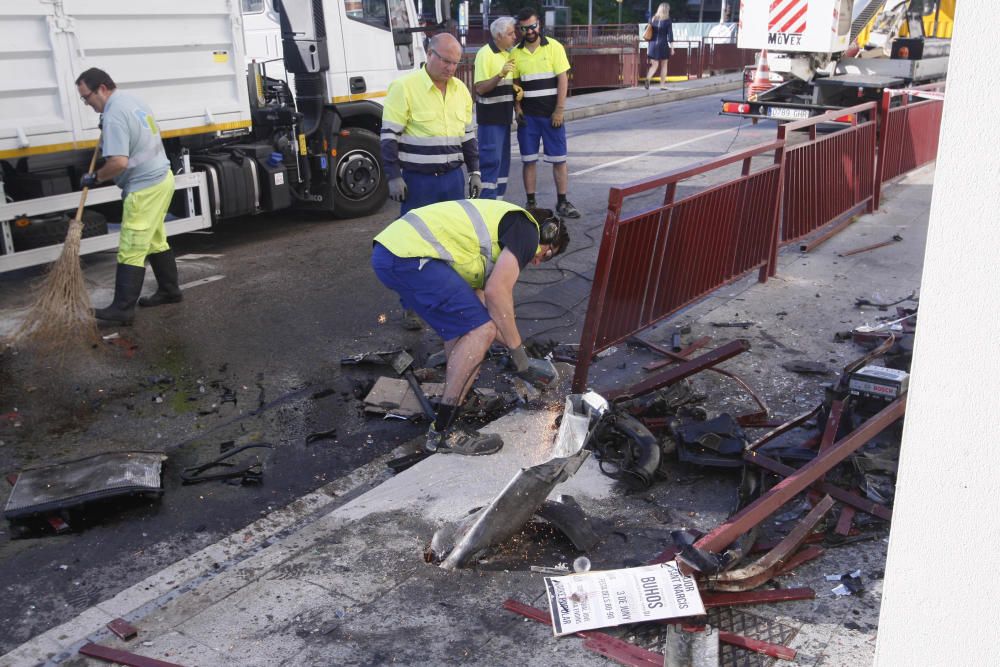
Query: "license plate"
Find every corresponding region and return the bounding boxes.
[767,106,810,120]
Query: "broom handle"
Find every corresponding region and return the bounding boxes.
[74,135,102,223]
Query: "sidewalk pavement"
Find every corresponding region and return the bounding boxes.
[563,73,744,123]
[3,83,930,667]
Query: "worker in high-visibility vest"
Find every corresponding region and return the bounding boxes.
[473,16,519,200]
[512,9,581,219]
[380,33,480,215]
[372,199,570,455]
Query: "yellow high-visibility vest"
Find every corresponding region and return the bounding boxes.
[374,199,540,288]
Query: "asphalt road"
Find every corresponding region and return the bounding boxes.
[0,91,776,653]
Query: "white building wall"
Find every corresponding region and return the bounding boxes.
[874,3,1000,665]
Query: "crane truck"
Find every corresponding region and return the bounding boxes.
[721,0,954,121]
[0,0,441,273]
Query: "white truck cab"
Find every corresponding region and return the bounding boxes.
[242,0,428,101]
[0,0,435,273]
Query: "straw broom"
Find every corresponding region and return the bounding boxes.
[10,140,102,355]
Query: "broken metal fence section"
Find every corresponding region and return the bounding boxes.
[874,83,946,210]
[572,142,785,393]
[777,102,879,248]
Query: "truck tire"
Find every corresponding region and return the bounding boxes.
[332,128,387,219]
[12,210,108,251]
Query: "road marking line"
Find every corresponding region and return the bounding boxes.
[179,254,223,261]
[569,127,739,177]
[181,274,225,290]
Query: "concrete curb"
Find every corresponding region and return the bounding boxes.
[565,75,744,123]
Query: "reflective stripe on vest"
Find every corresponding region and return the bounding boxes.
[457,199,495,277]
[400,212,455,262]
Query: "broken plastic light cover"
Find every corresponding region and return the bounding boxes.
[4,451,166,520]
[433,395,595,570]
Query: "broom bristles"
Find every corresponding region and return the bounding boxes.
[8,219,100,358]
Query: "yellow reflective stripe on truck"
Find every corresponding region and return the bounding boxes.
[331,91,387,103]
[0,120,253,160]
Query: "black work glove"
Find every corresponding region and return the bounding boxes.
[80,172,99,189]
[510,345,559,388]
[468,172,482,199]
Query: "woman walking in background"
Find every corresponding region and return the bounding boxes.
[644,3,675,90]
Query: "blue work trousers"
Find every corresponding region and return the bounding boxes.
[476,124,511,200]
[400,167,465,215]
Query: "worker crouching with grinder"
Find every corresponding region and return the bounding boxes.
[372,199,569,455]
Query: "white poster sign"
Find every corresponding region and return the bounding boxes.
[544,561,704,636]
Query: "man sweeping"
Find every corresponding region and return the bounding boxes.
[76,68,182,325]
[371,199,569,455]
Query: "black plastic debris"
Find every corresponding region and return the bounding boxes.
[305,428,338,445]
[181,444,273,485]
[673,414,748,468]
[4,451,166,521]
[829,570,865,596]
[782,360,831,375]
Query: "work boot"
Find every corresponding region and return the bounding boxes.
[556,200,580,219]
[425,425,504,456]
[402,309,423,331]
[94,263,146,325]
[138,249,183,307]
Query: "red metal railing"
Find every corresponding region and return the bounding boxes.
[874,83,946,209]
[777,102,879,248]
[572,141,785,392]
[571,86,945,392]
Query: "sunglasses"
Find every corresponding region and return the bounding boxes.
[519,23,539,32]
[429,48,461,67]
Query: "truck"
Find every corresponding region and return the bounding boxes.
[721,0,954,122]
[0,0,440,273]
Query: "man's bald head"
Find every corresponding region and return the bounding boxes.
[426,33,462,83]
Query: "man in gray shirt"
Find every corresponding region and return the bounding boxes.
[76,68,182,325]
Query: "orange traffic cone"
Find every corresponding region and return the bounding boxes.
[748,49,774,100]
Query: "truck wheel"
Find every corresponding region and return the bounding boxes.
[11,210,108,251]
[332,128,387,219]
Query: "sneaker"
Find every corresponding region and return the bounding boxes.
[425,425,503,456]
[556,200,581,219]
[402,309,423,330]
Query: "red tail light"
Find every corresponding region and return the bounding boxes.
[722,102,751,114]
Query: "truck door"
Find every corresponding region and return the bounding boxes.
[337,0,422,101]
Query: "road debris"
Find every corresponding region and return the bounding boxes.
[106,618,139,641]
[838,234,903,257]
[180,444,273,485]
[363,377,444,419]
[4,452,166,532]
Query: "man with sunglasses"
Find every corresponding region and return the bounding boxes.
[473,16,519,200]
[511,8,581,220]
[372,199,570,455]
[75,67,182,325]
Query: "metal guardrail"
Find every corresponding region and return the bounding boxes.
[777,102,879,249]
[572,141,785,392]
[874,83,946,209]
